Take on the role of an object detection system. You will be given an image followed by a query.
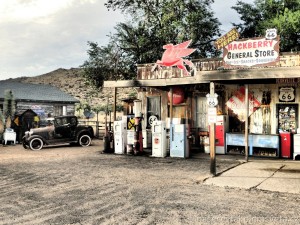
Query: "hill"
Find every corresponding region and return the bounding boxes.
[11,68,136,108]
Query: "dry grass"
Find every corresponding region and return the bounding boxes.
[13,68,135,107]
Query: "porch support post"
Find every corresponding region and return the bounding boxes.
[209,82,216,175]
[170,87,173,121]
[113,87,117,121]
[245,84,249,162]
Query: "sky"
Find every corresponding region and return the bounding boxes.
[0,0,255,80]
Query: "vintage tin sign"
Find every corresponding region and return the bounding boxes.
[214,28,240,50]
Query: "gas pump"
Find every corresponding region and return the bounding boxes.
[126,115,135,154]
[133,100,143,155]
[152,120,167,157]
[170,124,189,158]
[113,118,127,154]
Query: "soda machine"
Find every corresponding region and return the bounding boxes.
[170,124,189,158]
[280,132,292,158]
[215,115,229,154]
[277,104,297,159]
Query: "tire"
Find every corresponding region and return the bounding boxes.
[23,142,29,149]
[29,138,44,151]
[22,137,28,149]
[78,135,91,147]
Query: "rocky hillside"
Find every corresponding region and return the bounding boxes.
[12,68,136,107]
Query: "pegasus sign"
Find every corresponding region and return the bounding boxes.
[155,40,196,76]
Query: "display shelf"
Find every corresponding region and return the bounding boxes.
[252,147,278,157]
[226,145,249,155]
[226,133,279,157]
[251,134,279,157]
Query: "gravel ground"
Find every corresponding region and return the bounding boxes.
[0,140,299,225]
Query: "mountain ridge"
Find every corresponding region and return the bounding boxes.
[8,68,135,107]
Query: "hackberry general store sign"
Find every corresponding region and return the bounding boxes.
[223,36,280,69]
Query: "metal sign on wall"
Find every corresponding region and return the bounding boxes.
[226,87,261,122]
[214,28,240,50]
[223,36,280,69]
[279,87,295,102]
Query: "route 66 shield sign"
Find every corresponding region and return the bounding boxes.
[279,87,295,102]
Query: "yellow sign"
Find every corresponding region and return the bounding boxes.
[127,118,135,130]
[214,28,239,50]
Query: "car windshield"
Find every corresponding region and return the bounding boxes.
[39,118,54,127]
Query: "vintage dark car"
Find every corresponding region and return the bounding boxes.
[22,116,94,150]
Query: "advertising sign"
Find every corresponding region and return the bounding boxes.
[155,40,196,76]
[168,86,185,105]
[214,28,240,50]
[226,87,261,121]
[207,107,217,123]
[223,36,280,69]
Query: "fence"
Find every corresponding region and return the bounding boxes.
[78,120,113,139]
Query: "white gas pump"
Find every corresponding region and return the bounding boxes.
[152,120,167,157]
[170,124,189,158]
[113,119,127,154]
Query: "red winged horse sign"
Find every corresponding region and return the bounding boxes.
[155,40,196,76]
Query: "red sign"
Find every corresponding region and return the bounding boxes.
[223,36,280,68]
[168,87,185,105]
[226,87,261,121]
[156,40,196,76]
[214,28,240,50]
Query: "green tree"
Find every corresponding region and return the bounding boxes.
[232,0,300,52]
[82,0,221,89]
[81,41,134,90]
[107,0,221,59]
[3,90,15,128]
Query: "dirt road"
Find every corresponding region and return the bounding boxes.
[0,140,299,225]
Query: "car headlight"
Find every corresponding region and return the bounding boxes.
[24,131,32,138]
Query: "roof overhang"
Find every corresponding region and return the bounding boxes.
[103,66,300,88]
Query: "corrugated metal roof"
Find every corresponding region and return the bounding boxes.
[0,81,79,103]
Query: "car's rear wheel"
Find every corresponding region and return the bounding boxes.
[79,135,91,147]
[29,138,43,151]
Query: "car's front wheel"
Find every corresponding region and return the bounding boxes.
[29,138,44,151]
[78,135,92,147]
[22,137,29,149]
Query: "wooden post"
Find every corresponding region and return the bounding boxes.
[209,82,216,175]
[170,87,173,145]
[170,87,173,121]
[113,87,117,121]
[245,84,249,162]
[103,96,110,152]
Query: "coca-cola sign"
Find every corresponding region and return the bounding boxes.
[168,87,185,105]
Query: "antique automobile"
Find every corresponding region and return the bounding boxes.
[22,116,94,150]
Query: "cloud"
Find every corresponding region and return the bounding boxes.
[212,0,254,34]
[0,0,124,79]
[0,0,254,80]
